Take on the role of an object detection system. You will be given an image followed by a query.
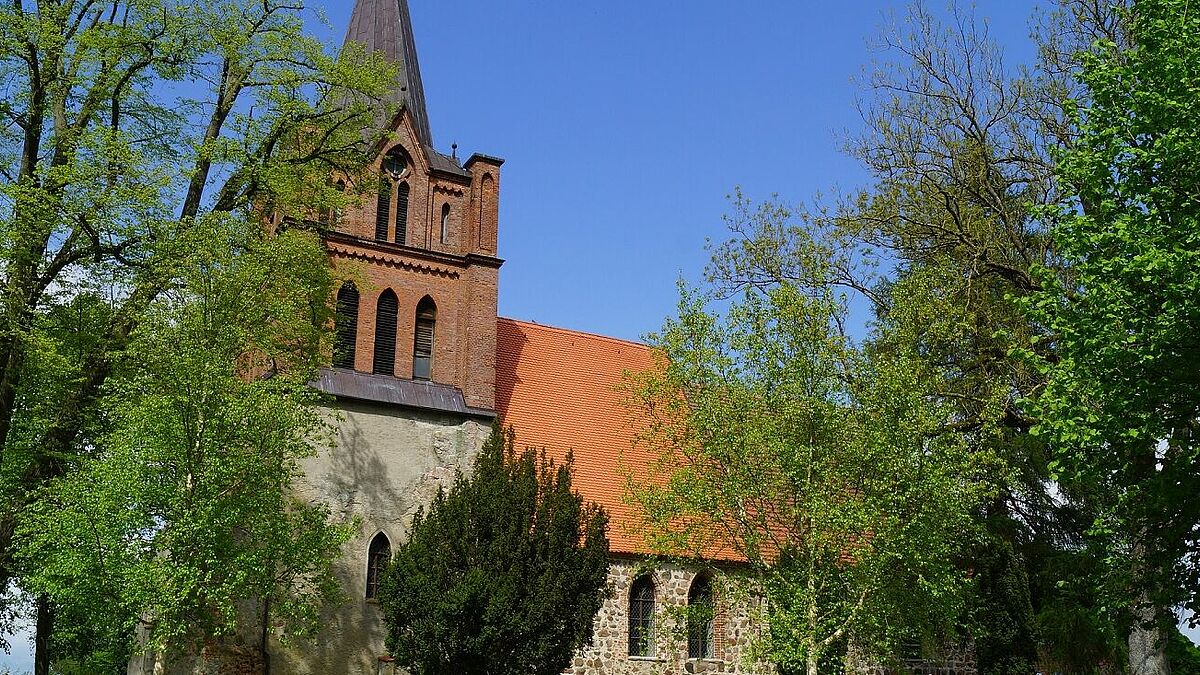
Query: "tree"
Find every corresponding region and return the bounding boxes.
[0,0,395,666]
[699,2,1136,670]
[378,425,611,675]
[625,275,997,675]
[14,223,352,669]
[1026,1,1200,673]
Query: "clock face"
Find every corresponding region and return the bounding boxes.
[383,153,406,178]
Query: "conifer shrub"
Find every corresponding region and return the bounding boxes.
[378,424,610,675]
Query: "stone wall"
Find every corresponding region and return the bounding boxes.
[266,400,491,675]
[567,559,773,675]
[847,644,978,675]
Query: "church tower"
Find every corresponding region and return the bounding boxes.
[283,2,502,672]
[322,0,504,413]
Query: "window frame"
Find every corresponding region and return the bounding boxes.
[628,575,657,658]
[333,281,360,370]
[687,574,715,660]
[365,532,392,601]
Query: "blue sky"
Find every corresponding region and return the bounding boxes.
[0,1,1195,669]
[332,0,1043,344]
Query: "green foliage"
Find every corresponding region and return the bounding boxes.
[1024,0,1200,649]
[378,425,611,675]
[0,0,395,664]
[1167,629,1200,675]
[968,536,1038,675]
[14,221,352,656]
[627,265,997,674]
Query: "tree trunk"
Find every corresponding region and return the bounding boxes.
[34,594,53,675]
[1128,589,1171,675]
[807,654,819,675]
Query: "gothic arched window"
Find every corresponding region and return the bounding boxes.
[413,296,436,380]
[687,575,715,659]
[375,178,391,241]
[334,281,360,370]
[440,203,451,244]
[373,289,399,376]
[376,149,407,241]
[366,532,391,600]
[628,575,656,657]
[395,182,410,245]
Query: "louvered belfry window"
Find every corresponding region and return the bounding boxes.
[395,182,410,245]
[375,179,391,241]
[628,576,656,657]
[333,282,359,369]
[365,532,391,600]
[413,296,436,380]
[373,290,399,376]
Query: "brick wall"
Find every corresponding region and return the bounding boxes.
[327,109,503,411]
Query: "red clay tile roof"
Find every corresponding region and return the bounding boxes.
[495,317,658,555]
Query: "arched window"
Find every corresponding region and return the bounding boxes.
[365,532,391,600]
[413,296,436,380]
[479,173,495,250]
[440,203,451,244]
[375,177,391,241]
[333,281,359,370]
[373,289,399,376]
[687,575,715,660]
[395,182,410,245]
[628,575,656,657]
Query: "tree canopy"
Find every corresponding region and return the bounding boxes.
[0,0,396,668]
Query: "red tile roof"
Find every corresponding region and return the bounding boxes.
[495,318,658,555]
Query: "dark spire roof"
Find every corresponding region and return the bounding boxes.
[344,0,434,149]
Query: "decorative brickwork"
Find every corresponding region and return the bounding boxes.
[326,106,503,412]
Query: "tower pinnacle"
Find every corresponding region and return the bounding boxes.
[344,0,434,149]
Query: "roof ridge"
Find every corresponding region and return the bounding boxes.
[497,317,650,350]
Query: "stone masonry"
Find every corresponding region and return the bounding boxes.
[568,559,772,675]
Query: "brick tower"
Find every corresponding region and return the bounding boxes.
[321,0,504,413]
[284,1,503,672]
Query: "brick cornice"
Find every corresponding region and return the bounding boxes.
[324,232,504,275]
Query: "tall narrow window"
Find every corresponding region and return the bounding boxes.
[333,180,347,227]
[333,281,359,370]
[373,290,398,376]
[375,178,391,241]
[365,532,391,600]
[628,576,656,657]
[440,203,450,244]
[395,182,410,245]
[413,296,436,380]
[687,575,714,660]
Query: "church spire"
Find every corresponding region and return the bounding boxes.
[344,0,434,149]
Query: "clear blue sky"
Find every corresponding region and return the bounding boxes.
[1,1,1195,670]
[314,0,1045,344]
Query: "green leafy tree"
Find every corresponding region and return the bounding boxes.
[626,275,997,675]
[1025,0,1200,672]
[15,222,353,667]
[699,2,1138,669]
[0,0,396,667]
[378,425,611,675]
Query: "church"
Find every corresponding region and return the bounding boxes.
[260,1,770,674]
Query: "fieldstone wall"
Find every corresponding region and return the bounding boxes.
[847,644,977,675]
[567,559,773,675]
